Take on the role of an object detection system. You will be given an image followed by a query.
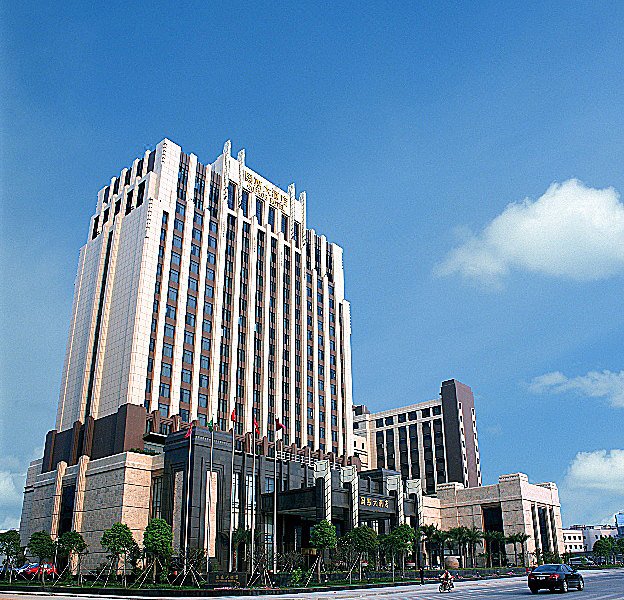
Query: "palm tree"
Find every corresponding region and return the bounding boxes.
[464,527,483,568]
[506,532,529,567]
[516,533,530,567]
[491,531,507,566]
[447,527,468,567]
[420,524,439,567]
[481,531,496,568]
[432,529,451,569]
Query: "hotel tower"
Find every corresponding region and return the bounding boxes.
[20,139,565,568]
[43,138,354,470]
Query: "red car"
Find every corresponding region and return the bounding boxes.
[24,563,58,579]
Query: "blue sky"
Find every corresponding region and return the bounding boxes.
[1,1,623,529]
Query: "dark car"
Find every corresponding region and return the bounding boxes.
[528,563,584,593]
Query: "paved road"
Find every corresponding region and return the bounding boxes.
[0,569,622,599]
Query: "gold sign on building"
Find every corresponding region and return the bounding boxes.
[243,170,289,212]
[360,496,390,509]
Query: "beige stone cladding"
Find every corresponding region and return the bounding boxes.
[420,494,442,529]
[79,452,162,567]
[20,452,162,568]
[436,473,564,564]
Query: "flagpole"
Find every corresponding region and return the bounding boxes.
[273,435,278,573]
[183,425,193,574]
[250,427,256,575]
[206,425,214,577]
[228,413,236,572]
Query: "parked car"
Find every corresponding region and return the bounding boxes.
[21,563,58,579]
[528,564,584,594]
[569,556,594,567]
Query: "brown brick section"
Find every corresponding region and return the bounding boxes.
[42,404,148,472]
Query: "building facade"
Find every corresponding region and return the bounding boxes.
[565,524,619,554]
[563,529,586,555]
[353,379,482,494]
[41,138,354,477]
[21,428,563,570]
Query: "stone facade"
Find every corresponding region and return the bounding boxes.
[20,452,163,568]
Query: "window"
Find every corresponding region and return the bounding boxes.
[163,343,173,358]
[187,297,197,311]
[183,349,193,364]
[158,403,169,417]
[227,181,236,210]
[184,331,194,345]
[159,383,170,398]
[164,323,175,338]
[256,199,263,224]
[166,305,176,319]
[190,260,199,274]
[281,215,288,234]
[241,190,249,216]
[173,235,182,248]
[191,244,200,257]
[208,235,217,248]
[199,373,209,388]
[182,369,192,383]
[180,388,191,404]
[176,202,185,215]
[199,393,208,408]
[188,277,198,291]
[174,218,184,232]
[171,252,181,265]
[180,409,190,422]
[268,207,275,230]
[207,252,216,264]
[206,268,215,281]
[169,269,179,283]
[161,363,172,378]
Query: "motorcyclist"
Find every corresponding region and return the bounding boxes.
[440,569,454,590]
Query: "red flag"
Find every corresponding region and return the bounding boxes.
[253,418,260,436]
[231,408,236,422]
[184,424,193,439]
[275,418,286,433]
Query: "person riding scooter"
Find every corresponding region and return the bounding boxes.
[439,569,454,592]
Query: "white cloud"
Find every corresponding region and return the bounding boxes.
[559,450,624,526]
[529,369,624,408]
[0,470,23,507]
[436,179,624,285]
[566,450,624,494]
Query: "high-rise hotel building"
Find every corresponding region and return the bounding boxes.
[44,138,354,471]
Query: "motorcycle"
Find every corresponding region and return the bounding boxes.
[439,579,454,592]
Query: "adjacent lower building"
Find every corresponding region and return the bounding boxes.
[353,379,482,494]
[20,428,563,570]
[564,524,619,554]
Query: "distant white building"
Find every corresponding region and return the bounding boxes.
[565,524,618,554]
[563,528,585,555]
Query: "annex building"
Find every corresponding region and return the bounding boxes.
[20,139,564,570]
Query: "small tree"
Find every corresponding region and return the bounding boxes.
[309,520,337,583]
[143,519,173,583]
[57,531,88,582]
[27,531,55,583]
[345,526,378,580]
[420,524,440,567]
[232,527,251,572]
[0,530,23,583]
[101,523,136,585]
[464,527,483,567]
[593,537,615,563]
